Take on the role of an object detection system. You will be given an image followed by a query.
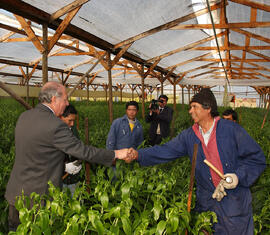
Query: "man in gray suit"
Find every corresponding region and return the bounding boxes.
[5,81,129,231]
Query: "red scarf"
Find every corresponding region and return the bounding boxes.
[192,117,223,187]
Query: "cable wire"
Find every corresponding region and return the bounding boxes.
[205,0,231,88]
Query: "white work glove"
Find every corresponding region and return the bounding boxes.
[212,180,227,201]
[223,173,238,189]
[212,173,239,201]
[65,161,82,175]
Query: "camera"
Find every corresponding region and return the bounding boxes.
[149,99,163,111]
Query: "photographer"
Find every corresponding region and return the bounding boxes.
[146,95,173,146]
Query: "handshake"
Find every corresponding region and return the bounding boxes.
[114,148,138,163]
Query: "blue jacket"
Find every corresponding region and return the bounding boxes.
[106,115,144,150]
[138,119,266,235]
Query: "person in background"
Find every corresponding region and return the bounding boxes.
[106,101,143,180]
[5,81,130,231]
[222,109,238,122]
[106,101,143,151]
[60,104,82,196]
[127,88,265,235]
[146,95,173,146]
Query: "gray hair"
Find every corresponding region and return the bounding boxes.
[38,82,64,103]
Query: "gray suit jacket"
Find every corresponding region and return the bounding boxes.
[5,104,115,205]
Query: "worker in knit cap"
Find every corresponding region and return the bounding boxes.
[126,88,266,235]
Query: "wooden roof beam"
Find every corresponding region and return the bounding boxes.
[182,62,217,75]
[62,70,72,85]
[0,0,176,78]
[232,55,270,73]
[14,14,44,53]
[64,57,95,72]
[170,22,270,30]
[49,0,89,23]
[188,69,220,79]
[220,0,232,79]
[194,45,270,50]
[198,58,269,62]
[88,45,109,70]
[229,0,270,13]
[147,31,226,63]
[0,58,84,76]
[210,66,262,71]
[232,28,270,44]
[30,40,76,65]
[167,52,215,69]
[0,31,16,42]
[114,1,224,49]
[48,6,81,52]
[143,59,161,79]
[110,43,133,68]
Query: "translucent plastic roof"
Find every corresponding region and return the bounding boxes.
[0,0,270,90]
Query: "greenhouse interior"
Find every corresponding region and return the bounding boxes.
[0,0,270,234]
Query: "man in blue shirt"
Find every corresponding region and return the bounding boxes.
[106,101,143,150]
[126,88,265,234]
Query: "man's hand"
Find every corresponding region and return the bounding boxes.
[126,148,138,163]
[212,173,238,202]
[114,148,129,160]
[65,161,82,175]
[223,173,238,189]
[212,180,227,201]
[114,148,139,163]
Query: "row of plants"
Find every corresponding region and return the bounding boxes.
[0,98,269,234]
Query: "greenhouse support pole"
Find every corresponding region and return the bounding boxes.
[170,78,177,138]
[160,74,164,95]
[42,23,48,85]
[26,66,29,103]
[173,78,177,112]
[181,86,184,110]
[0,81,32,110]
[141,65,145,119]
[87,76,89,104]
[186,144,198,235]
[120,85,123,102]
[105,85,108,102]
[85,117,91,193]
[107,51,113,124]
[188,86,191,103]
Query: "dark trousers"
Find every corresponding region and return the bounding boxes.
[149,134,163,146]
[8,204,20,232]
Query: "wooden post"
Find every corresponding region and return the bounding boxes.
[0,81,32,110]
[42,24,48,85]
[107,52,113,124]
[141,65,145,119]
[26,66,29,103]
[84,117,90,193]
[188,87,191,103]
[182,86,185,110]
[105,85,108,102]
[185,144,198,235]
[161,74,164,95]
[87,76,89,104]
[170,78,177,138]
[173,79,177,113]
[120,86,123,102]
[132,85,134,100]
